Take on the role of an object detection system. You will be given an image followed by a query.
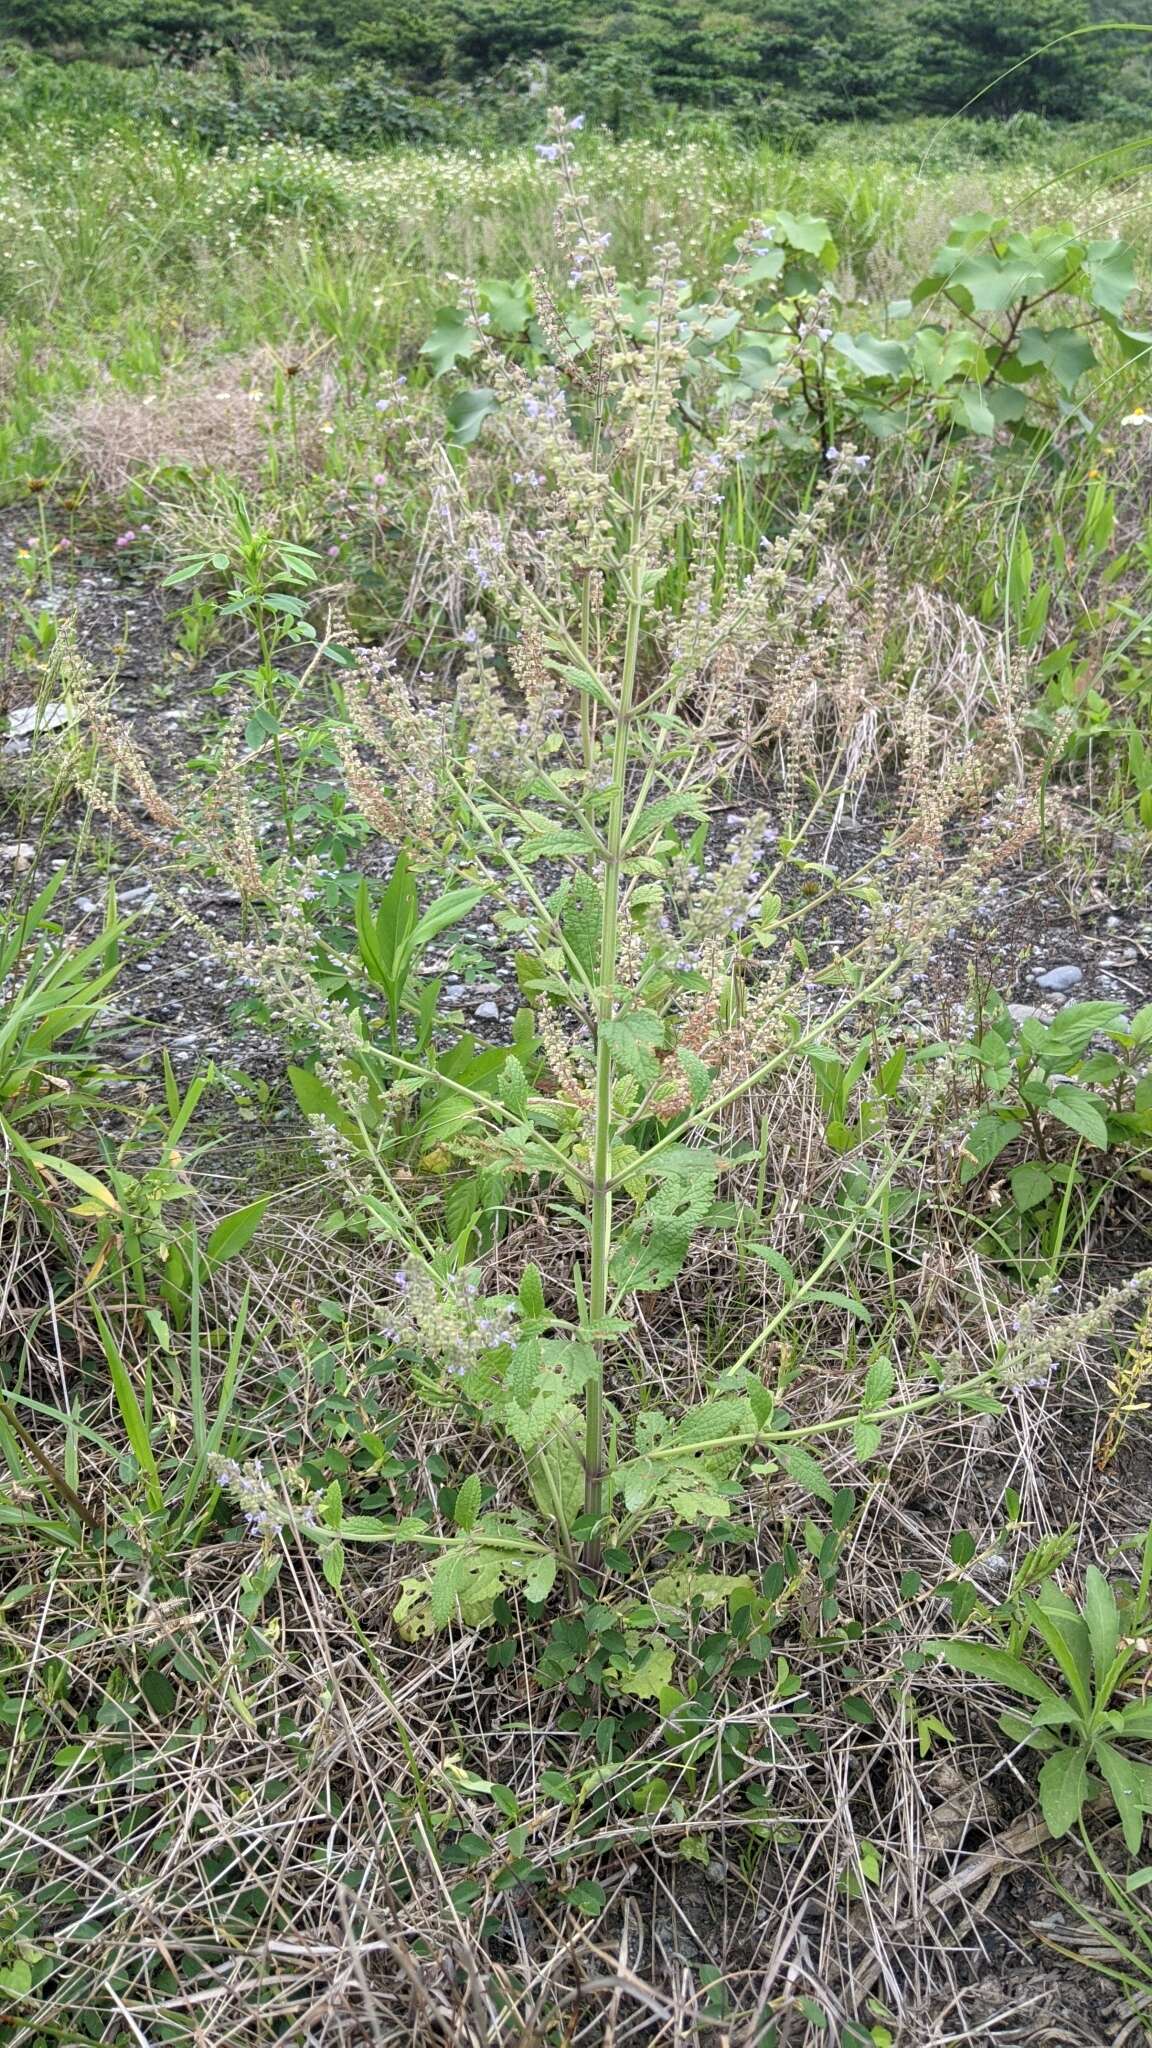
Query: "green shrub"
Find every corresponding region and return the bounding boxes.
[0,0,1114,133]
[147,61,459,149]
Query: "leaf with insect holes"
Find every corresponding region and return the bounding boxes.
[522,1551,557,1604]
[665,1465,739,1520]
[610,1166,718,1292]
[392,1576,437,1641]
[1039,1745,1090,1838]
[647,1569,757,1617]
[504,1376,573,1452]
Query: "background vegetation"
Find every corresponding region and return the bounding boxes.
[1,0,1149,145]
[4,6,1152,2045]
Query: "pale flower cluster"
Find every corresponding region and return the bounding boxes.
[383,1267,520,1378]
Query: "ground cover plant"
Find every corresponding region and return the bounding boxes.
[5,81,1152,2048]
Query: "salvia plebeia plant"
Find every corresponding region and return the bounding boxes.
[72,110,1097,1629]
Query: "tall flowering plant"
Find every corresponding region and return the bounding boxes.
[73,113,1068,1627]
[290,111,1060,1623]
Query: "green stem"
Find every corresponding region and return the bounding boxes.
[579,396,606,774]
[255,601,296,857]
[584,456,648,1565]
[0,1390,102,1535]
[638,1365,1007,1465]
[37,493,53,593]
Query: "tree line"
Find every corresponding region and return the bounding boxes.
[0,0,1144,127]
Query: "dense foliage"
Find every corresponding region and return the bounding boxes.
[6,82,1152,2043]
[0,0,1138,135]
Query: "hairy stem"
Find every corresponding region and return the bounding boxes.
[584,456,648,1565]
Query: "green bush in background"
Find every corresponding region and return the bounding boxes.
[0,0,1143,144]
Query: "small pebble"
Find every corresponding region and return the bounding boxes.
[474,1001,500,1021]
[1034,965,1082,992]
